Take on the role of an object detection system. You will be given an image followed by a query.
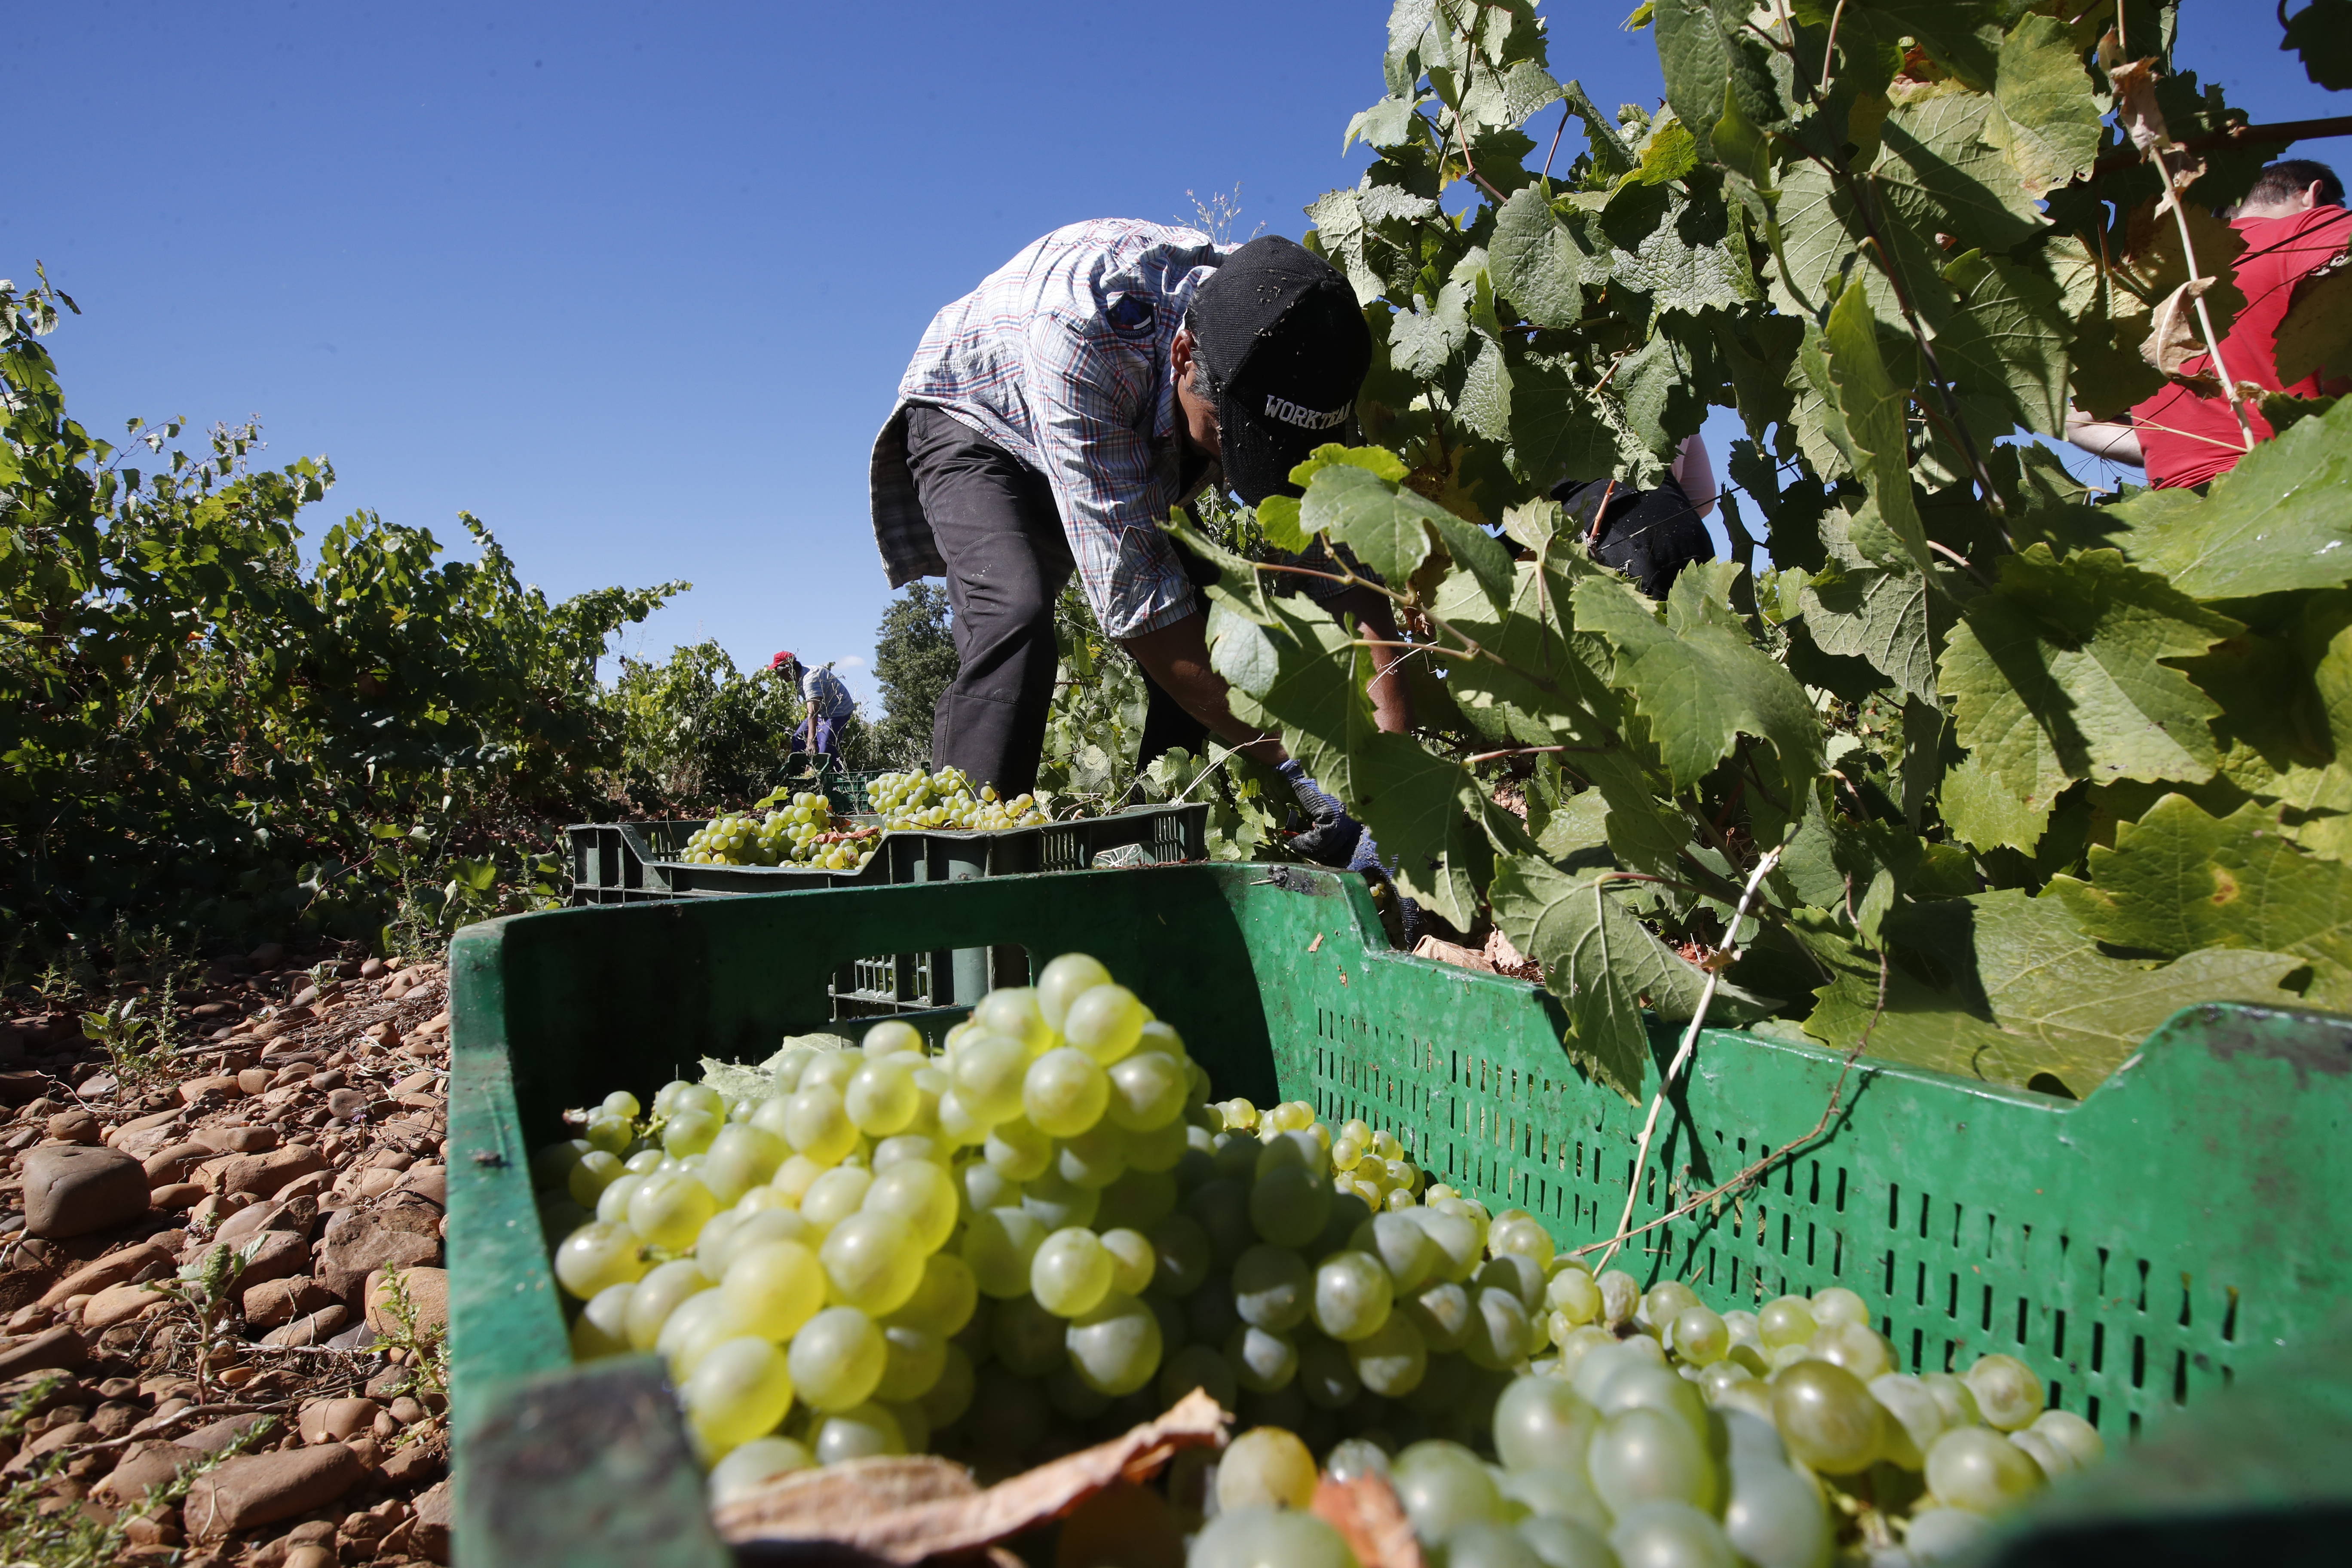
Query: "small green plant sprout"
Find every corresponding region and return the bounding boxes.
[371,1266,449,1401]
[146,1237,264,1404]
[79,990,174,1087]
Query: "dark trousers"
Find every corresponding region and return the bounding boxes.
[902,406,1207,794]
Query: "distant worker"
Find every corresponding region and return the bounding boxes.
[771,651,855,760]
[2065,159,2350,486]
[870,220,1413,870]
[1551,434,1719,598]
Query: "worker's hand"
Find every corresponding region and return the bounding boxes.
[1277,759,1366,868]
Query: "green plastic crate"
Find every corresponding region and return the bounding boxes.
[818,766,886,815]
[445,864,2352,1567]
[565,802,1209,904]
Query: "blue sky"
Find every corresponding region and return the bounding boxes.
[11,4,2345,704]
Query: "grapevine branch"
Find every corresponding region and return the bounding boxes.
[1816,0,1850,95]
[1462,744,1609,765]
[1597,844,1783,1270]
[1540,98,1573,185]
[2086,114,2352,178]
[1432,0,1513,208]
[2114,61,2257,449]
[1575,945,1888,1266]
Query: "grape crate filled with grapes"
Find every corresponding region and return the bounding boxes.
[526,954,2099,1566]
[680,766,1055,871]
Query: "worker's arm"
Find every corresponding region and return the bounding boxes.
[2064,409,2146,466]
[1323,586,1414,735]
[1119,614,1289,766]
[1121,589,1417,756]
[1671,434,1718,520]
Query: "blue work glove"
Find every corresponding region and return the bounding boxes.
[1278,759,1365,869]
[1340,823,1426,943]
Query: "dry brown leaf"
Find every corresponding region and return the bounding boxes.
[714,1390,1230,1560]
[2142,276,2219,378]
[1312,1471,1425,1568]
[1413,934,1498,974]
[2110,59,2165,153]
[717,1455,981,1527]
[2107,58,2204,193]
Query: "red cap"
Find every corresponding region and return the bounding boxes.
[769,651,796,669]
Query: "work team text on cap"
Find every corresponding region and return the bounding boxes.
[1264,395,1352,432]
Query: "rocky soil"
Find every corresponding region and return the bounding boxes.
[0,942,456,1565]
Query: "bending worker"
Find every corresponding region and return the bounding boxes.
[772,651,855,760]
[2065,159,2350,484]
[870,220,1409,868]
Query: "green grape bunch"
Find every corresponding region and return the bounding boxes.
[868,765,1050,832]
[526,955,2097,1557]
[680,792,879,872]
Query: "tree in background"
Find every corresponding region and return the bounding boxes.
[869,583,957,769]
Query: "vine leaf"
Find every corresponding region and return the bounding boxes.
[1297,458,1512,606]
[2190,594,2352,854]
[2275,267,2352,386]
[1506,350,1643,493]
[1387,279,1473,378]
[1937,546,2240,852]
[1873,84,2045,255]
[1822,278,1934,576]
[1490,188,1598,330]
[1842,1,2002,94]
[1982,14,2102,199]
[2283,0,2352,91]
[1491,854,1776,1102]
[1799,891,2306,1096]
[2048,793,2352,1010]
[1573,564,1824,810]
[1204,600,1281,695]
[1219,595,1367,804]
[1798,518,1936,706]
[1937,253,2070,438]
[1651,0,1776,149]
[2113,395,2352,600]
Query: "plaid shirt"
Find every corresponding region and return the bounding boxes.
[870,220,1231,638]
[801,663,854,721]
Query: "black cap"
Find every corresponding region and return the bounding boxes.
[1189,236,1372,506]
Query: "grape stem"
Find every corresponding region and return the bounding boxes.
[1594,845,1782,1272]
[1573,947,1890,1268]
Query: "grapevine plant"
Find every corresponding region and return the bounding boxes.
[1177,0,2352,1101]
[0,272,686,959]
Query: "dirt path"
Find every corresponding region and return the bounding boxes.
[0,944,456,1565]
